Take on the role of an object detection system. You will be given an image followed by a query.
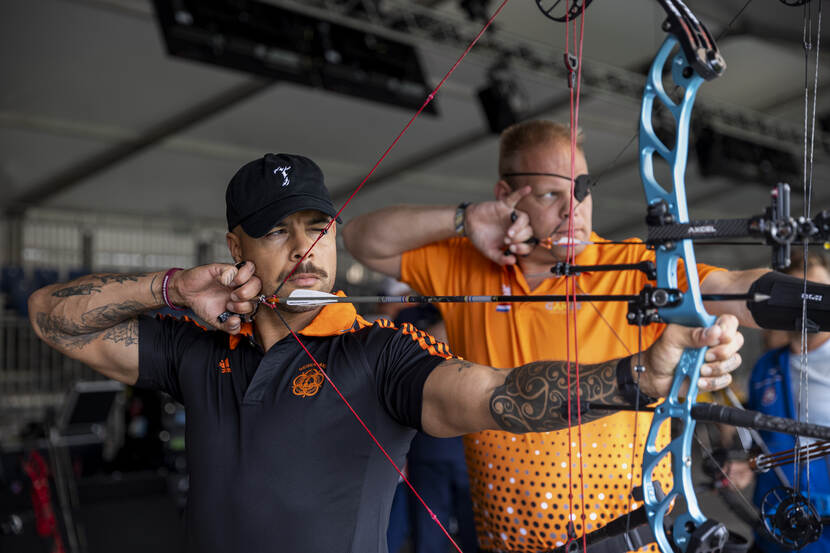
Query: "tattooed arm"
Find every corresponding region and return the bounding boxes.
[420,315,744,438]
[28,263,262,385]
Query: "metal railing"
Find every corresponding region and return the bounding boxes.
[0,309,104,442]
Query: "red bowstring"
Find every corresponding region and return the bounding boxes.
[564,2,588,551]
[278,315,462,550]
[261,2,512,551]
[268,0,511,300]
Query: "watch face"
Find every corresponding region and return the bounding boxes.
[455,204,468,235]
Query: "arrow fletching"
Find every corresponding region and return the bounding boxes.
[285,289,341,306]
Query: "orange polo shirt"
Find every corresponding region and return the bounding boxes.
[401,233,723,552]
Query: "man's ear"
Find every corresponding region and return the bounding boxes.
[495,179,513,202]
[226,230,243,263]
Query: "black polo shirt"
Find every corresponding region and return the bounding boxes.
[136,299,453,553]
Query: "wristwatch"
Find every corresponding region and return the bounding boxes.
[454,202,472,236]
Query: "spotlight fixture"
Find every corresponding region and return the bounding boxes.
[477,58,527,134]
[152,0,437,114]
[695,126,799,185]
[459,0,492,22]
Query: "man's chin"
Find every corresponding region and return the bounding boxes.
[276,303,319,314]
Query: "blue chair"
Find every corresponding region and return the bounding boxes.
[33,268,60,289]
[67,268,90,281]
[8,276,33,317]
[1,265,24,295]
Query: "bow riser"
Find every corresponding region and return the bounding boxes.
[640,28,721,553]
[643,347,709,553]
[640,37,715,328]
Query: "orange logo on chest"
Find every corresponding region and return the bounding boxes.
[218,358,231,373]
[292,363,325,397]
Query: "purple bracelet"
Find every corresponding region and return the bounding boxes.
[162,268,185,311]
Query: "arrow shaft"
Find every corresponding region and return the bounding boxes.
[278,292,764,306]
[753,441,830,473]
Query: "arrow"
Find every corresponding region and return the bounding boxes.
[276,289,770,307]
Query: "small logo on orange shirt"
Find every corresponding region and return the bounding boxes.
[218,358,231,374]
[545,301,582,313]
[292,363,326,397]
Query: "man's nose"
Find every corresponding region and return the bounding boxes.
[290,232,316,260]
[557,196,582,220]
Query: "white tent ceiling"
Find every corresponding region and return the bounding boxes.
[2,0,829,271]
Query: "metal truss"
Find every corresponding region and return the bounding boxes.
[268,0,829,156]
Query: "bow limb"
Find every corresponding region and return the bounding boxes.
[641,2,828,551]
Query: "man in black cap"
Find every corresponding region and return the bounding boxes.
[27,154,744,553]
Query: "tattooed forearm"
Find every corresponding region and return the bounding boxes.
[92,273,148,285]
[489,358,625,433]
[103,319,138,347]
[35,301,145,350]
[149,273,160,304]
[36,313,100,350]
[79,301,145,329]
[52,283,102,297]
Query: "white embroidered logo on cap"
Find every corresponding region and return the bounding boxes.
[274,165,291,186]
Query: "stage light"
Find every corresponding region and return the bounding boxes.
[695,126,799,185]
[460,0,492,21]
[152,0,437,114]
[477,58,526,134]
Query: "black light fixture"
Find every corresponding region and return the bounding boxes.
[477,58,526,134]
[695,126,799,185]
[152,0,437,114]
[460,0,492,22]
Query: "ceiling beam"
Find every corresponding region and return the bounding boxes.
[6,79,273,210]
[332,92,577,203]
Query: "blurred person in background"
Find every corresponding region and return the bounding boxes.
[375,278,478,553]
[723,250,830,553]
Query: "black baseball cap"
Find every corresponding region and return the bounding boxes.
[226,153,340,237]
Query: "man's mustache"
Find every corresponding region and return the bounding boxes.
[277,263,328,283]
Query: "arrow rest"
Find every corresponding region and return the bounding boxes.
[626,284,684,326]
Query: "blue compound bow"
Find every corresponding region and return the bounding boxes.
[544,2,830,552]
[637,4,726,552]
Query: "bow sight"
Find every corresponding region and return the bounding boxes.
[646,182,830,271]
